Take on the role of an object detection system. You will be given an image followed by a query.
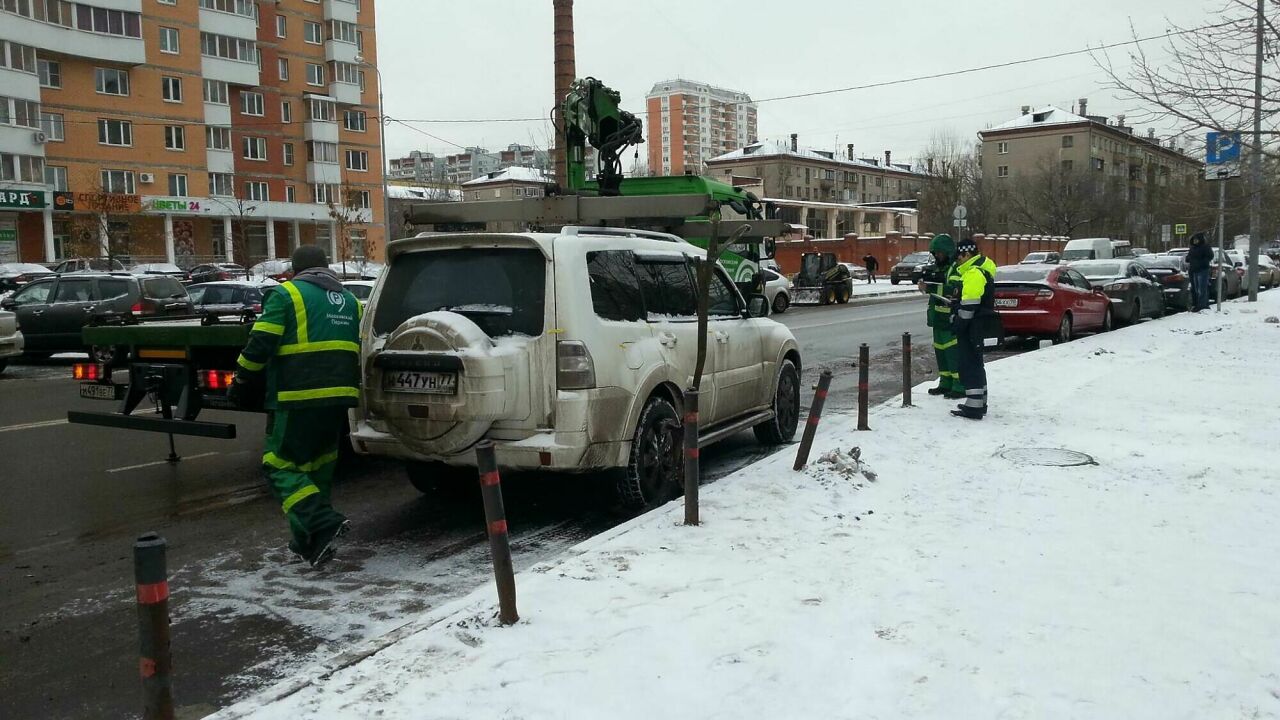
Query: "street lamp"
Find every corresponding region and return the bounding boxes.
[355,54,391,257]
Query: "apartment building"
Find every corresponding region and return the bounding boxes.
[461,166,550,202]
[978,101,1202,239]
[645,79,757,177]
[389,149,443,183]
[0,0,385,266]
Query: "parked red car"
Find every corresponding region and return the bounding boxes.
[992,265,1113,343]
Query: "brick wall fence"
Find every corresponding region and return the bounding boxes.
[773,232,1070,276]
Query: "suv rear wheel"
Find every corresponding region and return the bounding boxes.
[754,359,800,444]
[406,461,478,500]
[617,395,682,510]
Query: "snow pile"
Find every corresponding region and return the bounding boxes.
[216,298,1280,720]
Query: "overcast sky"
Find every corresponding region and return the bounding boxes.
[372,0,1213,168]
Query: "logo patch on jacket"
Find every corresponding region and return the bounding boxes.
[327,290,346,310]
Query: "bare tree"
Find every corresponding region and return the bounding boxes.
[1005,156,1126,237]
[918,131,997,235]
[208,190,256,269]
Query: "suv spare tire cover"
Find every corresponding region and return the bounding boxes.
[380,311,498,457]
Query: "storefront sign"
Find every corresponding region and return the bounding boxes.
[0,190,46,209]
[146,198,203,213]
[75,192,142,214]
[0,221,17,263]
[53,192,75,211]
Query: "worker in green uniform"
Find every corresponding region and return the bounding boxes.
[230,245,362,567]
[950,238,998,420]
[919,234,964,399]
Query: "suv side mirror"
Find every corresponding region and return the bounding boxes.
[764,238,777,259]
[0,298,15,311]
[746,295,769,318]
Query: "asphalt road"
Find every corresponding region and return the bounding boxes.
[0,295,940,719]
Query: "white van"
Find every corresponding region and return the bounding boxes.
[1062,238,1113,261]
[1110,240,1133,258]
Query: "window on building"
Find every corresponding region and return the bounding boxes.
[199,0,257,17]
[0,41,36,73]
[37,58,60,88]
[283,142,294,166]
[75,7,142,37]
[159,26,180,53]
[285,185,296,202]
[203,79,228,104]
[162,76,182,102]
[275,14,286,37]
[358,70,366,91]
[208,172,234,196]
[97,118,132,146]
[997,165,1010,178]
[168,173,188,196]
[356,30,364,51]
[330,61,358,84]
[205,125,231,150]
[277,57,289,81]
[996,141,1009,154]
[164,125,185,150]
[312,183,338,204]
[303,20,322,44]
[353,190,371,208]
[200,32,257,63]
[329,19,357,43]
[1061,159,1074,172]
[307,97,335,121]
[343,110,366,131]
[245,181,269,201]
[242,136,267,160]
[345,150,368,171]
[1093,157,1105,172]
[95,67,129,96]
[1062,135,1074,148]
[305,62,324,86]
[100,169,135,194]
[281,101,292,122]
[240,91,264,116]
[307,141,338,163]
[45,164,68,191]
[38,112,63,140]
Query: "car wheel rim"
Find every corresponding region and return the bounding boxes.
[638,417,679,500]
[777,370,798,433]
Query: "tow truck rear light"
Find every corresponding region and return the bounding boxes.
[199,370,237,391]
[72,363,108,381]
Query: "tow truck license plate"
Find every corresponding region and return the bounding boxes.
[995,298,1018,308]
[384,371,457,395]
[80,383,119,400]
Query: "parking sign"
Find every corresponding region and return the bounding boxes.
[1206,132,1242,165]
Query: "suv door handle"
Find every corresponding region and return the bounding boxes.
[658,332,677,347]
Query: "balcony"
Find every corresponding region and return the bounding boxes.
[203,102,232,127]
[304,120,339,143]
[198,7,257,41]
[206,148,234,173]
[307,161,342,185]
[201,56,259,87]
[323,0,359,23]
[0,12,145,64]
[325,39,359,64]
[328,81,362,105]
[0,67,40,102]
[0,124,48,157]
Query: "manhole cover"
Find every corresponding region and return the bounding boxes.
[998,448,1097,467]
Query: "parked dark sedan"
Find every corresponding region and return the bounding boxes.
[0,273,192,362]
[188,263,248,284]
[1137,255,1192,312]
[1069,259,1165,325]
[187,281,275,320]
[0,262,55,294]
[890,252,936,285]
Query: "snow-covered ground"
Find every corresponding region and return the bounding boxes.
[214,297,1280,720]
[849,281,922,298]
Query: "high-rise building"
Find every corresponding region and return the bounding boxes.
[0,0,386,265]
[389,150,443,183]
[645,79,757,177]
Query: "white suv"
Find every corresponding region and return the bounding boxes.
[350,227,802,508]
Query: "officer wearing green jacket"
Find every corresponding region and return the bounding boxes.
[950,238,998,420]
[231,245,362,567]
[920,234,964,399]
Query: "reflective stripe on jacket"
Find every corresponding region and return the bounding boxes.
[236,279,362,409]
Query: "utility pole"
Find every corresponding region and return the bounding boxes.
[1217,169,1227,312]
[552,0,575,191]
[1246,0,1264,301]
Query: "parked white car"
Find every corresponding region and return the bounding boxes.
[0,309,24,374]
[762,268,792,313]
[351,227,803,508]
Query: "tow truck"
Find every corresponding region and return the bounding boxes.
[65,76,786,455]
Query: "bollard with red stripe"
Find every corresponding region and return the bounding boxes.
[902,332,913,407]
[683,389,700,526]
[134,532,174,720]
[793,369,833,471]
[475,441,519,625]
[858,343,871,431]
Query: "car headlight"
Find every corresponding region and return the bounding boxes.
[1103,283,1128,292]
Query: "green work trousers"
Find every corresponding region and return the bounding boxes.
[932,324,963,393]
[262,408,348,555]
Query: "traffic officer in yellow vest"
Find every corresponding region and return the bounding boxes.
[230,245,362,567]
[949,237,997,420]
[919,233,965,399]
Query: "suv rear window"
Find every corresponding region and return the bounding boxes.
[636,260,696,319]
[374,248,546,337]
[143,277,186,299]
[587,251,645,322]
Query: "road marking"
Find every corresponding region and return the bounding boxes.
[107,452,219,474]
[0,418,69,433]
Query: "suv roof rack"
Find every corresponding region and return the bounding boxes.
[560,226,684,244]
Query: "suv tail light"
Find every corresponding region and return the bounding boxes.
[131,300,156,315]
[556,341,596,390]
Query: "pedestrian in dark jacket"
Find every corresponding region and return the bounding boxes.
[863,254,879,283]
[1187,233,1213,311]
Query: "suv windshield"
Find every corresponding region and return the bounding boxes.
[902,253,933,264]
[1061,249,1094,261]
[374,248,546,337]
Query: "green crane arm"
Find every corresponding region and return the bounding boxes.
[561,77,642,196]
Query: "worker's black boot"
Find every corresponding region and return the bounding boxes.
[951,406,984,420]
[307,519,350,569]
[927,385,947,396]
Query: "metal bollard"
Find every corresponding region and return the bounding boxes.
[683,389,700,526]
[902,332,913,407]
[858,343,871,431]
[134,533,174,720]
[793,369,833,471]
[475,442,518,626]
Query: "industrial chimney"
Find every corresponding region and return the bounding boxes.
[1021,105,1031,115]
[1078,98,1088,116]
[884,150,892,167]
[552,0,575,190]
[790,133,798,152]
[846,143,855,161]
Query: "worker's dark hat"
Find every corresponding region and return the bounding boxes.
[957,238,978,254]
